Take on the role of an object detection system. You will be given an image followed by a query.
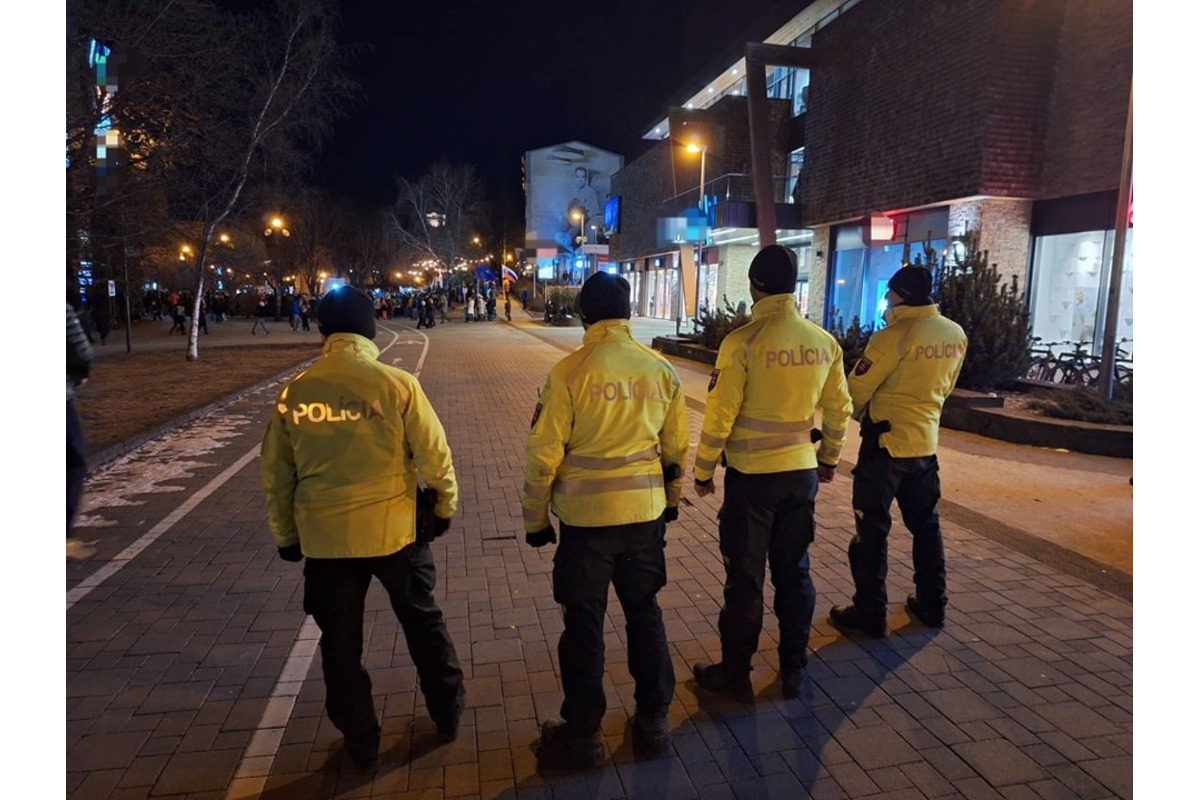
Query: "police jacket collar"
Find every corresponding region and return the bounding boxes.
[322,332,380,359]
[751,293,798,320]
[883,304,940,325]
[583,318,634,343]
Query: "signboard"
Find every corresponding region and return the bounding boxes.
[108,280,117,297]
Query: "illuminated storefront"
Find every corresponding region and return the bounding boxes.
[1029,192,1133,358]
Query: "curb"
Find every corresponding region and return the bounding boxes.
[89,355,322,471]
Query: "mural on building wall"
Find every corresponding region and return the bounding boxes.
[525,142,622,254]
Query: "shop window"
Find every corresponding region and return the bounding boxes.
[829,241,945,329]
[1029,230,1133,357]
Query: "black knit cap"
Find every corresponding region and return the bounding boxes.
[578,272,632,324]
[317,285,377,340]
[887,266,934,306]
[748,244,798,295]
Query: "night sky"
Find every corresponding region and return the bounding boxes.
[316,0,792,220]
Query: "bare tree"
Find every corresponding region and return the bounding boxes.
[67,0,353,359]
[289,188,341,296]
[389,161,489,285]
[348,209,393,288]
[172,0,351,360]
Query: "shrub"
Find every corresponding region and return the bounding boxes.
[543,287,580,326]
[692,296,752,350]
[828,312,876,375]
[912,232,1031,391]
[1024,388,1133,426]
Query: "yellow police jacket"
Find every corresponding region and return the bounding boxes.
[522,319,690,530]
[693,293,852,481]
[848,304,968,458]
[262,333,458,558]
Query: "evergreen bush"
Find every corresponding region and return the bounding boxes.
[691,296,752,350]
[544,287,580,326]
[828,312,876,375]
[912,232,1031,391]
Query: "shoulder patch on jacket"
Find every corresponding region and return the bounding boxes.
[530,402,543,429]
[854,358,873,377]
[708,369,721,392]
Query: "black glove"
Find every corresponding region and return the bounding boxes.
[434,516,451,537]
[415,487,439,543]
[526,525,557,548]
[663,506,679,523]
[278,544,303,562]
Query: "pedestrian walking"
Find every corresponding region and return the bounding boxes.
[522,272,690,768]
[475,292,486,322]
[300,296,311,331]
[169,294,187,335]
[439,293,449,323]
[465,293,475,323]
[291,296,302,331]
[261,286,465,772]
[504,295,512,321]
[690,245,853,702]
[521,288,529,309]
[67,302,95,560]
[251,296,271,335]
[827,265,967,636]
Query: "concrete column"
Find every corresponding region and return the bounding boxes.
[718,244,756,310]
[948,198,1033,292]
[807,225,831,325]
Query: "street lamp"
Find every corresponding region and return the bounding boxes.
[263,214,290,319]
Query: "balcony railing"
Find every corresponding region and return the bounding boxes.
[662,173,794,214]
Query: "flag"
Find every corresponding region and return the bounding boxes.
[475,265,497,282]
[502,266,520,283]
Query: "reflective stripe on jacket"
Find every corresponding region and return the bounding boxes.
[522,319,690,530]
[261,333,458,558]
[848,304,967,458]
[693,294,852,481]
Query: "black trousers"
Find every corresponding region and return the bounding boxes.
[717,467,818,676]
[67,400,88,530]
[303,543,463,741]
[848,432,946,620]
[553,516,673,733]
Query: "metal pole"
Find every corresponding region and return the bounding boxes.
[123,247,132,353]
[696,147,706,332]
[1097,87,1133,401]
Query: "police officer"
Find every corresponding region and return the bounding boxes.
[828,265,967,637]
[691,244,852,702]
[522,272,690,768]
[261,286,464,772]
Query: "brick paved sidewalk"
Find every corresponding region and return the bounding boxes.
[66,320,1132,799]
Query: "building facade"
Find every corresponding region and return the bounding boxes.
[606,0,1132,355]
[523,141,623,286]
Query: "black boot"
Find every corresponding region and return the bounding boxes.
[829,605,887,638]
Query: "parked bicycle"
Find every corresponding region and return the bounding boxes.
[1025,337,1133,390]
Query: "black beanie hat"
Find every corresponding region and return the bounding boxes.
[748,244,798,295]
[887,266,934,306]
[317,286,377,340]
[578,272,632,324]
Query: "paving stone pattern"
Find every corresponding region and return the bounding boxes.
[66,320,1133,799]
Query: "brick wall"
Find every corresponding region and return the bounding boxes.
[801,0,999,225]
[799,0,1127,225]
[1039,0,1132,198]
